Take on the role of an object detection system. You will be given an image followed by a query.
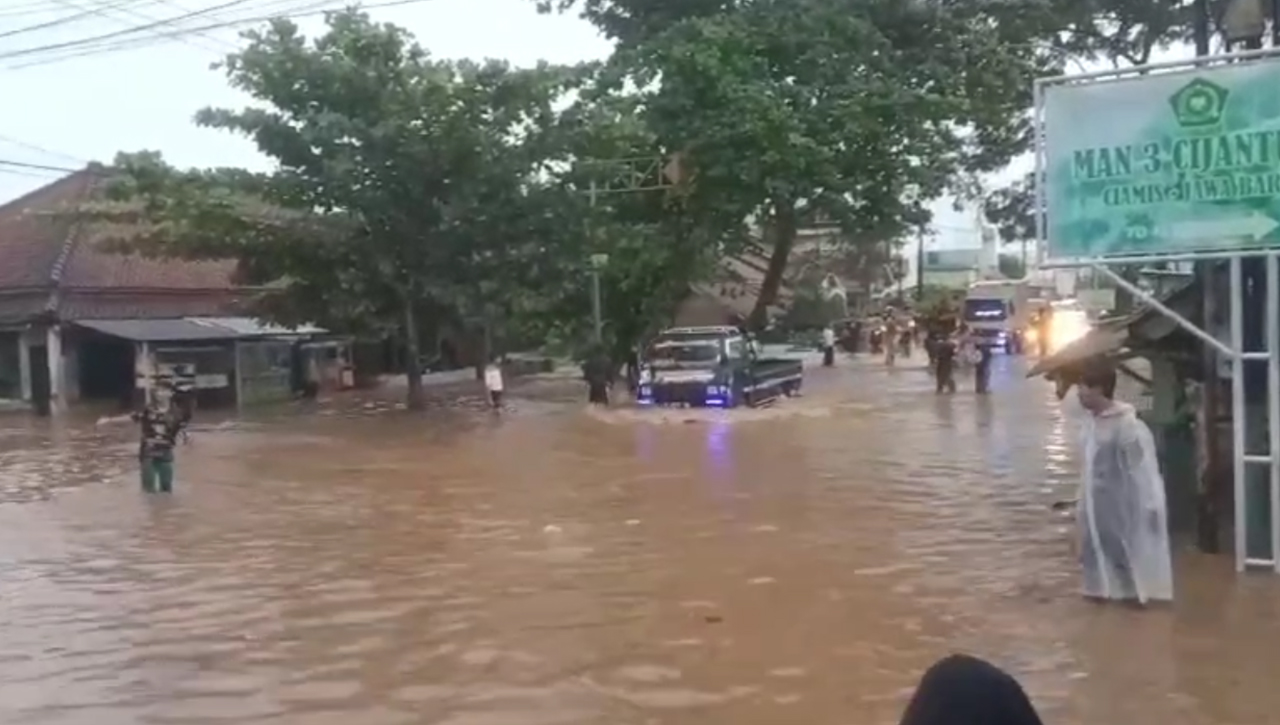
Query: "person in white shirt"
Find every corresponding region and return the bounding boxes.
[483,357,504,409]
[821,325,836,367]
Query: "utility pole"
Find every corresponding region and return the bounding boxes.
[587,180,606,343]
[579,153,689,346]
[1192,0,1221,553]
[914,229,926,301]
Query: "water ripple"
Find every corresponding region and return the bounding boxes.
[1,358,1279,725]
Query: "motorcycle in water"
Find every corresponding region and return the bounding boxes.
[868,325,885,355]
[898,329,913,358]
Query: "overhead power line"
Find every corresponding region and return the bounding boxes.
[50,0,238,54]
[0,158,83,173]
[0,0,83,19]
[5,0,335,67]
[0,134,87,164]
[0,167,65,179]
[0,0,256,60]
[2,0,438,68]
[0,0,141,39]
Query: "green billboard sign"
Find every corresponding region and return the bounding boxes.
[1043,59,1280,259]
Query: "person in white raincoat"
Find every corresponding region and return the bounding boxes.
[1069,360,1174,605]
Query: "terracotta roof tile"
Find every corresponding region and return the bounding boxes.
[63,226,238,291]
[0,170,241,323]
[0,171,93,289]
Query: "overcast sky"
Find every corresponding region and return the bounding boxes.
[0,0,1045,250]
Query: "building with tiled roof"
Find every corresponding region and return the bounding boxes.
[0,169,252,412]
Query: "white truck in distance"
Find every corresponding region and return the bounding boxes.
[962,278,1033,354]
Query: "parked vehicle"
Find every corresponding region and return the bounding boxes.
[636,326,803,409]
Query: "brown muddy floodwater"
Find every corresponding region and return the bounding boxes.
[3,356,1280,725]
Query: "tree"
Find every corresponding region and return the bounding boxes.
[532,88,723,363]
[545,0,1062,330]
[80,11,581,409]
[998,253,1028,280]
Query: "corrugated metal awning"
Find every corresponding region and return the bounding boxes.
[73,317,328,342]
[189,317,326,336]
[74,318,238,342]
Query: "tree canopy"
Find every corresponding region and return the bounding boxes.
[547,0,1063,326]
[84,12,591,408]
[74,0,1228,407]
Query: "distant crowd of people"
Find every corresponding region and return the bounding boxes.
[818,307,995,394]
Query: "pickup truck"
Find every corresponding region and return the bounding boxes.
[635,325,804,408]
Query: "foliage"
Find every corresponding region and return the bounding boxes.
[780,284,846,330]
[998,253,1028,280]
[915,283,964,313]
[84,0,1240,408]
[533,90,723,363]
[80,11,581,409]
[545,0,1063,329]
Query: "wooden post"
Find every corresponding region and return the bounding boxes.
[17,328,31,401]
[234,341,244,409]
[45,325,63,413]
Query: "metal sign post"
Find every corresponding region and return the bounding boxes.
[1035,48,1280,573]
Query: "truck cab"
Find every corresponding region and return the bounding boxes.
[637,326,803,408]
[962,279,1032,354]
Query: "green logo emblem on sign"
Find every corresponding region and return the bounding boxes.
[1168,78,1229,127]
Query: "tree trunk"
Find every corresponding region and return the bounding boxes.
[746,198,798,330]
[403,300,425,410]
[473,320,492,381]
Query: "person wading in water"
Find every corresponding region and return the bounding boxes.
[483,356,505,410]
[883,312,899,367]
[1065,360,1174,606]
[581,346,612,405]
[973,338,993,394]
[933,331,958,394]
[98,380,185,493]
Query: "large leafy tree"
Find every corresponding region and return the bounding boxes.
[531,87,721,362]
[82,11,581,409]
[544,0,1062,328]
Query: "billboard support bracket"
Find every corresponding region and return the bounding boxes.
[1088,263,1235,357]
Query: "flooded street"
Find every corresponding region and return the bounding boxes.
[3,357,1280,725]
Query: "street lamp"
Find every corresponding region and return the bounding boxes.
[589,253,610,343]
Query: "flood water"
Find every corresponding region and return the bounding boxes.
[3,356,1280,725]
